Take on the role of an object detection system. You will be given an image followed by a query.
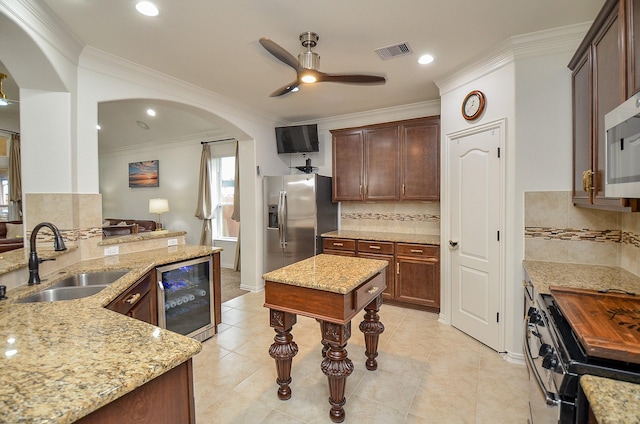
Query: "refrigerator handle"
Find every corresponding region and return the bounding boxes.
[278,191,288,248]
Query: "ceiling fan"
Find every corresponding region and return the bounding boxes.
[0,73,19,107]
[259,31,386,97]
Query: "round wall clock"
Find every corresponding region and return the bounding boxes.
[461,90,486,121]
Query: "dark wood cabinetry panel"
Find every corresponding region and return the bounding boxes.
[106,270,157,325]
[364,125,400,200]
[357,240,395,299]
[396,257,440,310]
[569,0,639,211]
[76,359,195,424]
[331,116,440,202]
[332,130,365,201]
[401,117,440,201]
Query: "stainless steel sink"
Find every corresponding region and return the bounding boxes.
[16,285,109,303]
[49,270,129,288]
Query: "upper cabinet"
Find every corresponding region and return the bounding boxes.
[569,0,639,211]
[331,116,440,202]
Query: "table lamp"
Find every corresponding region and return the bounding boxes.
[149,198,169,230]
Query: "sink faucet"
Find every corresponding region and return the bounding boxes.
[28,222,67,285]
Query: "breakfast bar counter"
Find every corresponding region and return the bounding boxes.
[0,245,221,424]
[263,254,388,423]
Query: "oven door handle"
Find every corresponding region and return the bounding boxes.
[524,320,560,407]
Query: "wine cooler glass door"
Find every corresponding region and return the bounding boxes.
[157,256,214,340]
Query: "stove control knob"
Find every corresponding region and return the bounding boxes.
[528,310,545,326]
[542,353,558,370]
[538,343,553,357]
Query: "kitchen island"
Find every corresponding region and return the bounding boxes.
[0,244,221,423]
[263,254,388,423]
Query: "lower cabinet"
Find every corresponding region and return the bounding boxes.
[106,270,157,325]
[323,237,440,311]
[396,243,440,310]
[75,359,196,424]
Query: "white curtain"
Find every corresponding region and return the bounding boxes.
[194,144,218,246]
[231,141,240,270]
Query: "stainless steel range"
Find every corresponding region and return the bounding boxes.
[524,280,640,424]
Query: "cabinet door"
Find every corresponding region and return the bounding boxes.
[592,4,626,205]
[401,118,440,201]
[364,126,400,200]
[572,53,592,206]
[627,0,640,96]
[332,130,364,201]
[396,257,440,310]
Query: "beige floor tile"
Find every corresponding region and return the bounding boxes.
[191,292,530,423]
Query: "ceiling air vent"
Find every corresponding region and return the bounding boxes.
[375,42,413,60]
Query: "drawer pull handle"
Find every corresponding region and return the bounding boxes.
[125,293,141,305]
[367,286,380,294]
[369,245,381,250]
[410,249,423,253]
[333,242,344,247]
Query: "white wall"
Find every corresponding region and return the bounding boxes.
[436,24,589,358]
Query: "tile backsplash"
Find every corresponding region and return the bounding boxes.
[340,201,440,235]
[524,191,640,276]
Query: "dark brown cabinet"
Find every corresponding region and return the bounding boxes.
[331,116,440,202]
[570,0,639,211]
[395,243,440,311]
[106,270,157,325]
[323,237,440,311]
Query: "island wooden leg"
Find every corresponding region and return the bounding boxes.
[268,309,298,401]
[317,319,329,357]
[359,295,384,371]
[320,321,354,423]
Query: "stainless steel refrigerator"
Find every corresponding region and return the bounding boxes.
[263,174,337,273]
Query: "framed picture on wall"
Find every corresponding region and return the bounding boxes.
[129,160,159,188]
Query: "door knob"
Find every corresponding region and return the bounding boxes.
[449,240,458,249]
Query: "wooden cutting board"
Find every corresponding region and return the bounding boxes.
[550,286,640,364]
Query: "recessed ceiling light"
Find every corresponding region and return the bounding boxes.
[418,54,434,65]
[136,1,159,17]
[136,120,150,130]
[146,108,156,117]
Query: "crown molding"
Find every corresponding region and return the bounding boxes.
[80,47,283,127]
[99,130,230,155]
[435,22,591,95]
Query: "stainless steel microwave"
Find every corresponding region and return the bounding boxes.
[605,93,640,198]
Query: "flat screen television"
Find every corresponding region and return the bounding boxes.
[275,124,319,154]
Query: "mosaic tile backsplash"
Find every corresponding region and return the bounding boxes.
[340,202,441,235]
[524,191,640,276]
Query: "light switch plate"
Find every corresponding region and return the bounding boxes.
[104,246,119,256]
[167,238,178,246]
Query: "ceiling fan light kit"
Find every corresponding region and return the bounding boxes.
[0,73,17,107]
[260,31,386,97]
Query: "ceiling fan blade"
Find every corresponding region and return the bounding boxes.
[270,80,300,97]
[259,38,301,71]
[316,72,386,85]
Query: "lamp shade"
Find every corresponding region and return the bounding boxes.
[149,198,169,214]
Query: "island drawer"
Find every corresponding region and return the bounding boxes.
[396,243,438,259]
[323,238,356,252]
[107,272,154,316]
[354,272,385,311]
[357,240,394,254]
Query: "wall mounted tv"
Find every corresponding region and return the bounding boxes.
[275,124,319,154]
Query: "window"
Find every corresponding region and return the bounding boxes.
[215,156,238,239]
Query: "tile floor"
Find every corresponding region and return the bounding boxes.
[192,292,530,423]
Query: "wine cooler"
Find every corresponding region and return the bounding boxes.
[156,255,215,342]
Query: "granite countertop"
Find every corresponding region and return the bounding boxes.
[262,253,388,294]
[322,230,440,246]
[581,375,640,423]
[522,260,640,295]
[0,244,221,424]
[0,244,79,275]
[99,229,186,246]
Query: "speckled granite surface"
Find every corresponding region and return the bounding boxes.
[322,230,440,245]
[0,244,221,423]
[262,253,388,294]
[581,375,640,423]
[522,260,640,295]
[0,245,79,275]
[99,229,186,246]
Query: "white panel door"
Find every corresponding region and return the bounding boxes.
[449,125,501,350]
